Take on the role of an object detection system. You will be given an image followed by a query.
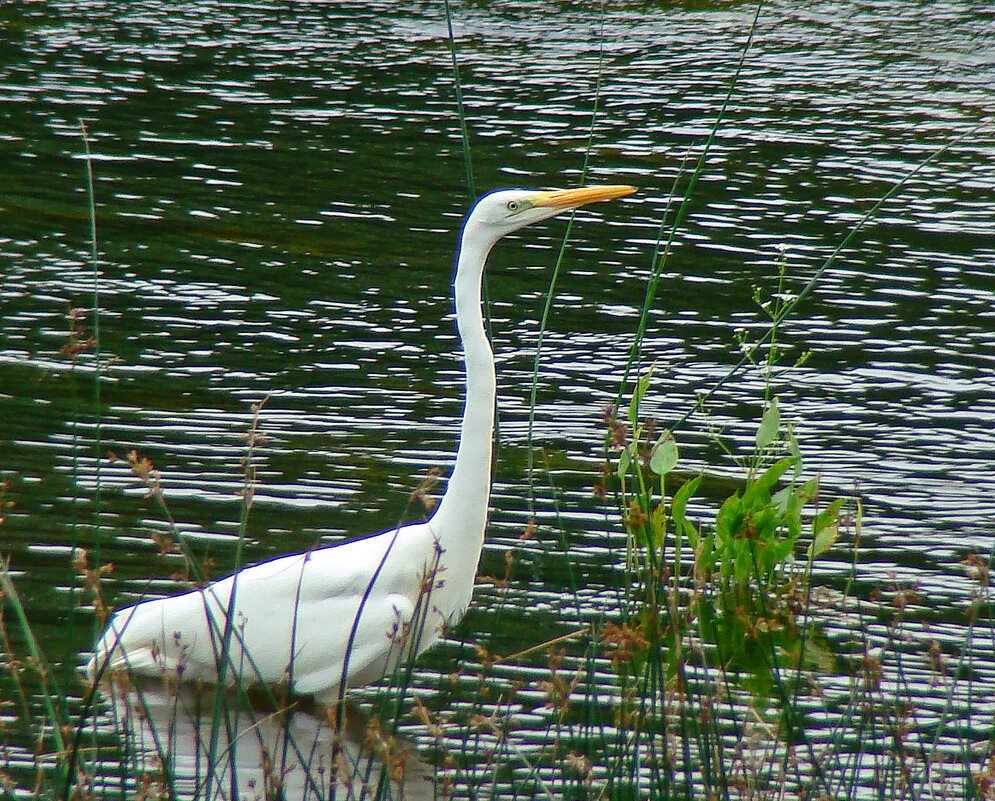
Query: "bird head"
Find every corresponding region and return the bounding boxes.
[464,184,636,245]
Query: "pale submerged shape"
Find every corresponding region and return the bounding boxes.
[86,185,635,703]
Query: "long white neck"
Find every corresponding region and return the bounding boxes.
[429,218,497,607]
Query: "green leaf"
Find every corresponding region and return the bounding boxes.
[809,522,838,559]
[786,427,803,479]
[743,457,797,506]
[649,433,678,476]
[650,503,666,548]
[768,539,795,571]
[628,368,653,425]
[673,475,701,524]
[673,475,701,548]
[698,529,716,580]
[809,498,844,558]
[756,396,780,450]
[617,444,631,481]
[771,485,793,513]
[714,493,743,545]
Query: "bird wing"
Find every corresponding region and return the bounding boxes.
[289,588,416,700]
[279,526,435,696]
[89,523,440,699]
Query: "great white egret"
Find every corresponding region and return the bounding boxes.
[86,184,635,704]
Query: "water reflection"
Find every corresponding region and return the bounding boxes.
[88,678,434,801]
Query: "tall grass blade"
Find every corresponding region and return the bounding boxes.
[619,0,766,414]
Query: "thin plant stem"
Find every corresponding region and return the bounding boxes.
[443,0,505,452]
[442,0,475,202]
[0,567,69,789]
[619,0,765,412]
[79,120,102,497]
[526,0,608,515]
[670,119,987,437]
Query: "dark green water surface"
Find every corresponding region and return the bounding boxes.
[1,0,994,797]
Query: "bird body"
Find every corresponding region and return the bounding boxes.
[87,185,635,702]
[93,522,444,703]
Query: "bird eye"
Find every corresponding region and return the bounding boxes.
[506,200,520,212]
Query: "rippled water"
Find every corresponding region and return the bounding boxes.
[2,0,994,797]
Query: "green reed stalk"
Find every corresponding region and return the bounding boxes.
[443,0,506,458]
[0,567,69,791]
[79,121,103,517]
[202,398,268,795]
[443,0,475,202]
[61,121,104,701]
[433,31,616,797]
[52,120,103,800]
[913,526,995,796]
[619,0,765,411]
[525,0,608,513]
[437,8,619,788]
[597,5,765,784]
[79,118,105,668]
[520,7,621,768]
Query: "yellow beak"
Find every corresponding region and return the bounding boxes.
[533,184,636,209]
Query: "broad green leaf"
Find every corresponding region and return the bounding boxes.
[697,529,716,581]
[672,474,701,527]
[768,539,795,570]
[809,498,844,558]
[674,477,701,546]
[714,493,742,545]
[811,498,844,535]
[649,433,678,476]
[786,427,803,479]
[756,396,781,450]
[743,457,798,506]
[772,485,793,514]
[809,522,838,559]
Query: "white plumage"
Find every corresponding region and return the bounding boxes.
[86,185,635,703]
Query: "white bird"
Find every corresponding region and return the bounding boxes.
[86,184,635,704]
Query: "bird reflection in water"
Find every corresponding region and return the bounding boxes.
[97,675,435,800]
